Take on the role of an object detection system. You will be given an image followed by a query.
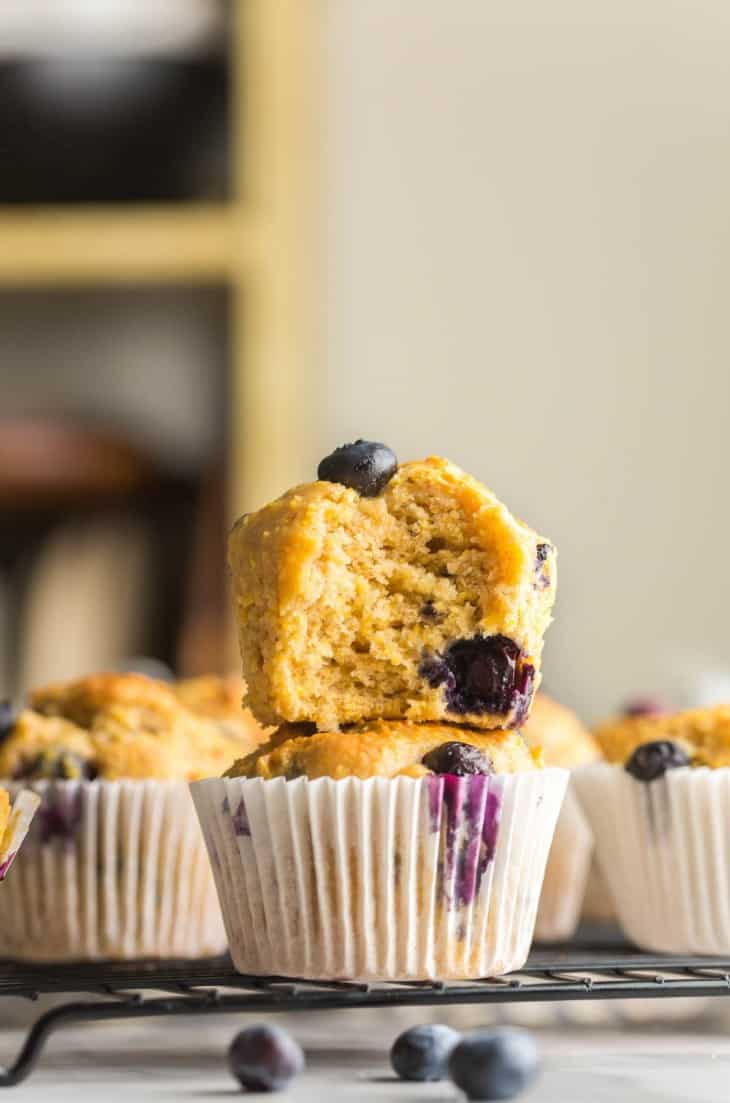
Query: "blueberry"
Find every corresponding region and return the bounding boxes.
[449,1028,541,1101]
[623,696,665,718]
[421,600,444,622]
[229,1024,305,1093]
[390,1024,461,1082]
[625,740,690,782]
[422,741,493,777]
[0,701,16,743]
[419,635,534,724]
[16,749,97,782]
[317,440,397,497]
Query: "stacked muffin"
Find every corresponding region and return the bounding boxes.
[192,442,568,980]
[0,672,265,960]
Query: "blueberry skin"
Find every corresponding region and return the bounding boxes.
[390,1024,461,1082]
[317,440,398,497]
[421,741,493,777]
[623,696,665,718]
[0,701,16,743]
[449,1029,541,1101]
[419,634,535,725]
[229,1024,305,1092]
[625,740,690,782]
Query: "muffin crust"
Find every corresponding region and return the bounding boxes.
[225,719,542,781]
[0,673,264,782]
[594,703,730,769]
[522,693,599,768]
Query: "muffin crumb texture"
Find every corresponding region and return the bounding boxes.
[229,456,556,731]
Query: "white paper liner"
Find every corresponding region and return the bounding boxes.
[534,785,594,942]
[574,763,730,954]
[0,780,227,961]
[191,769,567,981]
[0,791,40,881]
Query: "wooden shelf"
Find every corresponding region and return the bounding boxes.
[0,203,261,286]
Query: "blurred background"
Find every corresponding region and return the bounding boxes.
[2,0,730,723]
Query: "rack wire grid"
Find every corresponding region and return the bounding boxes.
[0,946,729,1086]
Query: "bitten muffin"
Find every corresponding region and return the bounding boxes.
[0,672,265,962]
[522,694,599,942]
[193,720,567,981]
[229,449,556,731]
[575,703,730,953]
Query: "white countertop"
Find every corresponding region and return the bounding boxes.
[3,1005,730,1102]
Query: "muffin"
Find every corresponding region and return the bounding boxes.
[0,788,40,881]
[0,672,263,961]
[192,721,567,980]
[229,450,556,731]
[575,703,730,953]
[173,675,273,745]
[522,694,599,942]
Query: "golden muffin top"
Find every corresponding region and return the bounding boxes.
[224,719,542,781]
[522,693,599,769]
[230,451,556,732]
[0,673,265,782]
[594,703,730,768]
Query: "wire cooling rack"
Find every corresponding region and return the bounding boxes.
[0,946,729,1086]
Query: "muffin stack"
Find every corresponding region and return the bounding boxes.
[192,442,569,980]
[0,672,265,961]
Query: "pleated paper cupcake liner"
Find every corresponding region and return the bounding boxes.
[0,780,227,961]
[534,785,594,943]
[0,791,40,881]
[191,769,567,981]
[574,763,730,954]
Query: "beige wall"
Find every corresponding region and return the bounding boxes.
[321,0,730,721]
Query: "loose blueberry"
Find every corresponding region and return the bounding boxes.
[419,635,535,725]
[229,1024,305,1093]
[625,740,690,782]
[422,741,493,777]
[449,1028,541,1101]
[317,440,397,497]
[623,696,666,718]
[390,1024,461,1082]
[0,701,16,743]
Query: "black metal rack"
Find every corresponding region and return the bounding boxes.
[0,948,729,1087]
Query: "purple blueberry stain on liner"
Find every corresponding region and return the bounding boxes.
[425,775,502,909]
[232,798,251,837]
[39,787,83,844]
[0,851,16,880]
